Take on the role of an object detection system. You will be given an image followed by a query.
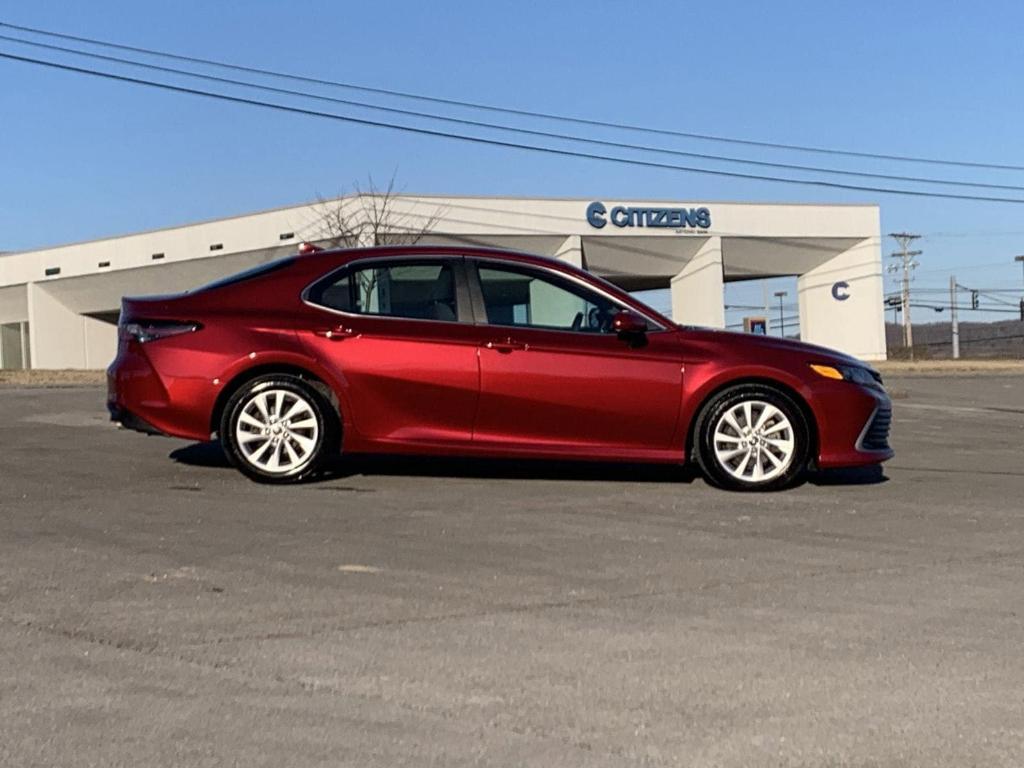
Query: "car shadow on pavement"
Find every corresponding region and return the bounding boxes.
[326,455,699,483]
[170,441,233,468]
[169,441,697,483]
[169,442,887,486]
[807,465,888,486]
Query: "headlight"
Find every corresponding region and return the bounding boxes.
[809,363,883,388]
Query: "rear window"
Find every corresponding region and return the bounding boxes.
[306,260,458,322]
[194,257,297,292]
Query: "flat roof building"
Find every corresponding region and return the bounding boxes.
[0,195,886,369]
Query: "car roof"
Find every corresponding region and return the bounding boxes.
[304,244,572,271]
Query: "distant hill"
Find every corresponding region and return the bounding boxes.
[887,319,1024,359]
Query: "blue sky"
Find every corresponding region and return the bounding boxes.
[2,0,1024,325]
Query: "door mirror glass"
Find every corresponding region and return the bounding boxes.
[611,309,647,335]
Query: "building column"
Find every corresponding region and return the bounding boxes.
[797,237,887,361]
[27,282,117,369]
[670,237,724,328]
[552,235,584,268]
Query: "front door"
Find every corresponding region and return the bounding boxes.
[468,262,683,457]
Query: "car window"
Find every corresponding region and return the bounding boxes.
[476,265,622,333]
[310,261,458,322]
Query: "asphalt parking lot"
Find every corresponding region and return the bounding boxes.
[2,374,1023,767]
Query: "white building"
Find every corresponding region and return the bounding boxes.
[0,195,886,369]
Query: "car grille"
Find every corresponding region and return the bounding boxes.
[860,406,892,451]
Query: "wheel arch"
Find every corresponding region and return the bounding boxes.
[684,376,819,467]
[209,362,342,437]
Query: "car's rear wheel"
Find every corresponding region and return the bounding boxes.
[220,374,337,483]
[695,384,810,491]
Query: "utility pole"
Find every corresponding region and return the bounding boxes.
[1015,255,1024,288]
[773,291,788,337]
[949,276,960,360]
[888,233,922,360]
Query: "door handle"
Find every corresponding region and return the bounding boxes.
[312,326,356,340]
[484,338,527,353]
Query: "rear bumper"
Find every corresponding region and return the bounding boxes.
[107,341,216,442]
[107,402,166,436]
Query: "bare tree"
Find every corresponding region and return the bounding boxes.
[310,174,446,249]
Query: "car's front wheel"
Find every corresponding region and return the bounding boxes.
[695,384,810,491]
[220,374,337,483]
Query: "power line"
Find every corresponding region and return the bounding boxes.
[6,32,1024,195]
[910,260,1013,275]
[975,290,1019,308]
[899,288,1024,295]
[924,231,1024,239]
[7,50,1024,206]
[892,297,1022,314]
[4,18,1024,174]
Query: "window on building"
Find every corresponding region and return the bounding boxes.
[209,243,224,251]
[22,322,30,368]
[1,322,26,370]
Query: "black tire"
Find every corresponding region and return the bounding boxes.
[220,374,339,483]
[694,384,810,492]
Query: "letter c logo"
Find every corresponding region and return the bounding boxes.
[832,281,850,301]
[586,201,607,229]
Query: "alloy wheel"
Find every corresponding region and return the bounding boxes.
[711,400,795,483]
[234,388,320,474]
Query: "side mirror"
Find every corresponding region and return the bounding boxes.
[611,309,647,335]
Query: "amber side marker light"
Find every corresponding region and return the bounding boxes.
[810,364,845,380]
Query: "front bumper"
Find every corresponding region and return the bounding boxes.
[856,403,892,453]
[814,382,894,468]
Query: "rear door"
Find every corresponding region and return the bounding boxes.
[467,260,683,456]
[300,256,481,448]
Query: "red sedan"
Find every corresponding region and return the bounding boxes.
[107,246,892,490]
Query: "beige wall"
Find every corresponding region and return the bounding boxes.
[798,237,886,360]
[0,284,28,324]
[27,282,116,370]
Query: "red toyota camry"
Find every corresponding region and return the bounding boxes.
[107,245,892,490]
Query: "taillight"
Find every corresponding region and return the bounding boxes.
[120,320,202,343]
